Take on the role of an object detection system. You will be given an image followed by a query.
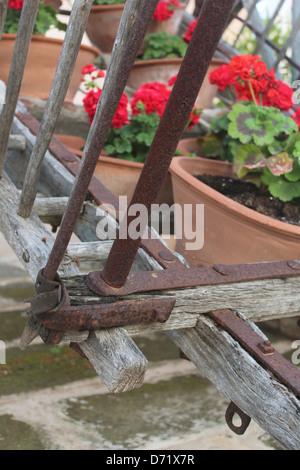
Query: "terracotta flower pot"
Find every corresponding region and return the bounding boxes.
[170,156,300,267]
[43,0,62,8]
[0,34,100,101]
[126,58,227,109]
[85,3,186,54]
[177,137,206,157]
[55,134,173,205]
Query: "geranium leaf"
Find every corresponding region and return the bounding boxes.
[234,144,266,177]
[266,152,293,176]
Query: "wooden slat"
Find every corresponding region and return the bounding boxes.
[0,0,39,175]
[0,0,8,40]
[18,0,94,218]
[63,274,300,335]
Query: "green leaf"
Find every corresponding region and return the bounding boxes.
[284,160,300,181]
[140,32,188,60]
[234,144,266,178]
[261,168,300,202]
[228,103,280,146]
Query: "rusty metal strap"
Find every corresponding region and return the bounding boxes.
[16,111,184,270]
[40,297,175,331]
[209,309,300,398]
[86,260,300,296]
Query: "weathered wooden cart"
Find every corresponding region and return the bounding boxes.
[0,0,300,450]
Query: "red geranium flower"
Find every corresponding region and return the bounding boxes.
[229,54,267,81]
[183,19,197,43]
[153,0,179,22]
[83,89,129,128]
[81,64,98,75]
[8,0,24,9]
[131,82,171,118]
[209,64,235,91]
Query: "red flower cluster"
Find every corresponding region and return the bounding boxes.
[83,89,129,128]
[131,82,171,118]
[82,65,201,131]
[8,0,24,9]
[209,54,294,112]
[183,19,197,43]
[209,64,235,91]
[153,0,179,22]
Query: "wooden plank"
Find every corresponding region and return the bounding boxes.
[0,0,39,175]
[8,135,26,151]
[18,0,94,218]
[79,329,148,393]
[0,0,8,40]
[63,274,300,334]
[166,314,300,450]
[0,176,78,279]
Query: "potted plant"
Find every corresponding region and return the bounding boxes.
[126,20,228,109]
[85,0,187,54]
[57,63,201,204]
[170,53,300,267]
[0,0,100,101]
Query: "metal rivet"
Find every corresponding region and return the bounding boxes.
[287,261,300,271]
[258,340,275,355]
[213,264,230,276]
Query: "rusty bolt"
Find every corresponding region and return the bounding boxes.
[153,308,169,323]
[159,251,176,262]
[258,340,275,355]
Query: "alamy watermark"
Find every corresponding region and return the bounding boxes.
[291,340,300,366]
[0,341,6,365]
[95,196,204,251]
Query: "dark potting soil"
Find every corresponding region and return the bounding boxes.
[195,174,300,226]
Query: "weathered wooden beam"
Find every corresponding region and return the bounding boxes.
[18,0,94,218]
[63,274,300,335]
[8,135,26,151]
[0,175,148,392]
[0,0,39,175]
[166,314,300,450]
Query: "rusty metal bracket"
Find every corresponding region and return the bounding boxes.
[39,297,175,332]
[22,268,69,317]
[225,402,251,435]
[208,309,300,398]
[86,260,300,297]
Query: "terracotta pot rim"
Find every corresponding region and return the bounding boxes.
[2,33,101,55]
[72,148,144,169]
[134,57,228,67]
[170,156,300,236]
[90,2,186,12]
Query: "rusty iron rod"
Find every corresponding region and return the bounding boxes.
[41,0,160,282]
[94,0,236,289]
